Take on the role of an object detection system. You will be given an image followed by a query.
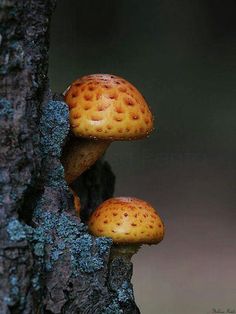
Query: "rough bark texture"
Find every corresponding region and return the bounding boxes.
[0,1,140,313]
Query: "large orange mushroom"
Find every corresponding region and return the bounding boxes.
[62,74,154,184]
[88,197,165,259]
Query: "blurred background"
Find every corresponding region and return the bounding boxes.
[49,1,236,313]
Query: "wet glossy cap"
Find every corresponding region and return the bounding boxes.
[64,74,153,140]
[88,197,164,244]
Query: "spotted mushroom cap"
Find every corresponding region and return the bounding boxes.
[64,74,154,140]
[88,197,164,244]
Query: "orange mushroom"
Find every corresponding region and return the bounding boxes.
[62,74,154,184]
[88,197,164,259]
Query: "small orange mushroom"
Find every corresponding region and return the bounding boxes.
[88,197,165,259]
[62,74,154,184]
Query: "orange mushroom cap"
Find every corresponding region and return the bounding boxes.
[64,74,153,140]
[88,197,164,244]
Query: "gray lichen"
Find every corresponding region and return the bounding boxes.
[70,234,105,274]
[117,281,134,303]
[102,302,123,314]
[3,274,22,307]
[39,100,69,157]
[95,237,112,255]
[7,219,26,241]
[0,98,13,120]
[0,98,14,164]
[44,161,67,188]
[27,207,112,276]
[33,243,44,257]
[31,273,41,291]
[39,100,69,189]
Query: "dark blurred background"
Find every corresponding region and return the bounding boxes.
[49,1,236,313]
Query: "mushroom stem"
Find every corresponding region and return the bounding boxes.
[110,244,142,261]
[71,188,81,216]
[62,137,111,185]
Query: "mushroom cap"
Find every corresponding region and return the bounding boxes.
[88,197,164,244]
[64,74,154,140]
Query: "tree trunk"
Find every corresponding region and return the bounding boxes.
[0,1,140,313]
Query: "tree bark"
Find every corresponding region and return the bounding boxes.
[0,1,140,313]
